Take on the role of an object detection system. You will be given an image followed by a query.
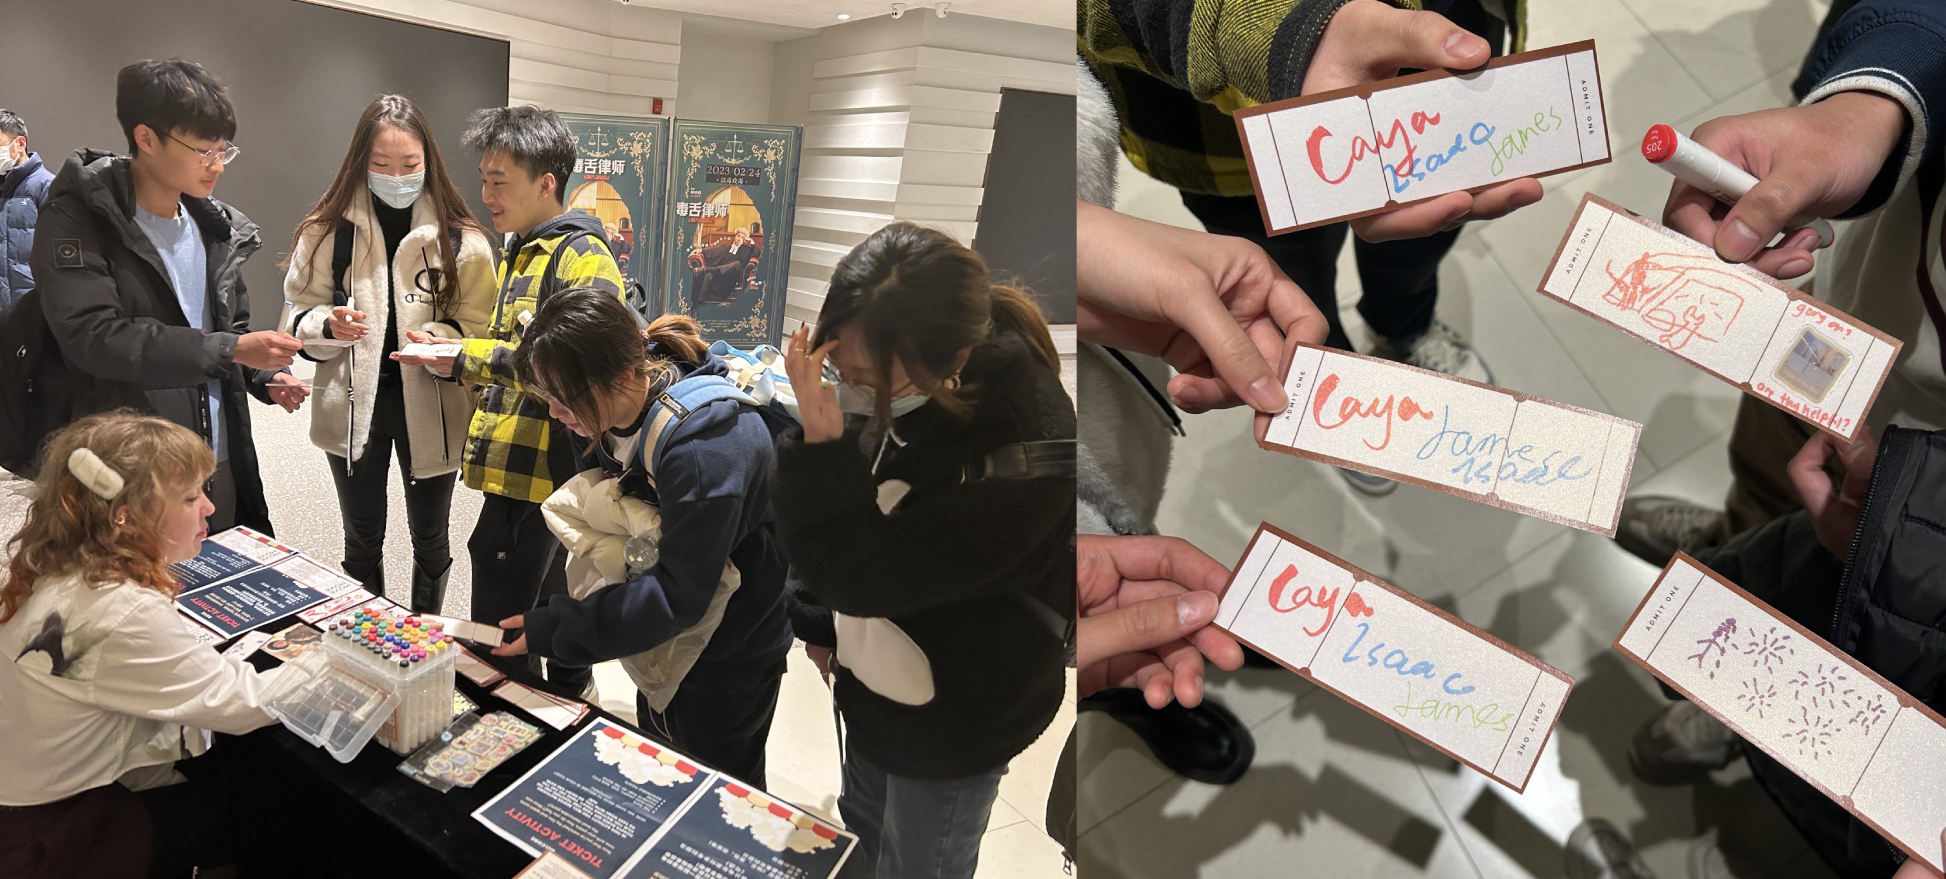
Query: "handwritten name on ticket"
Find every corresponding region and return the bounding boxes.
[1236,41,1609,234]
[1260,342,1640,536]
[1616,555,1946,873]
[1216,524,1573,792]
[1541,194,1898,441]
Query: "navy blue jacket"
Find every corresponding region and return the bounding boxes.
[1,152,54,312]
[521,351,793,682]
[1794,0,1946,218]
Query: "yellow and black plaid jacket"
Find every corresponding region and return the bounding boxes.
[1080,0,1524,197]
[457,213,625,503]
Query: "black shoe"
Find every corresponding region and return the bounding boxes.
[411,560,451,616]
[1078,688,1255,785]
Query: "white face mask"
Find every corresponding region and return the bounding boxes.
[0,142,18,175]
[836,382,929,418]
[368,170,425,209]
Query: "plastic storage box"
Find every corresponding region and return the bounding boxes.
[262,648,400,763]
[325,611,460,754]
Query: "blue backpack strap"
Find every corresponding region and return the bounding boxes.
[637,374,758,489]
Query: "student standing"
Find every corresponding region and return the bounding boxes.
[0,413,281,878]
[488,288,792,786]
[32,60,308,534]
[776,223,1076,879]
[281,95,497,613]
[396,106,623,688]
[1,109,56,314]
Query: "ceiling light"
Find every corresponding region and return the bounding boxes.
[837,12,850,18]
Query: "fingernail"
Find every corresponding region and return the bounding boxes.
[1445,31,1487,60]
[1779,258,1812,277]
[1192,674,1205,694]
[1171,385,1203,411]
[1178,591,1218,627]
[1248,376,1288,413]
[1719,219,1762,262]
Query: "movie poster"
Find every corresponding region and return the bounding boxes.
[559,113,670,313]
[661,120,801,347]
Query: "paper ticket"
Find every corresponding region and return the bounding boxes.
[1615,554,1946,872]
[1236,40,1609,234]
[1216,523,1573,792]
[423,613,507,646]
[1260,341,1640,535]
[1540,194,1898,440]
[400,341,462,359]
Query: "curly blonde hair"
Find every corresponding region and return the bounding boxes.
[1,411,215,623]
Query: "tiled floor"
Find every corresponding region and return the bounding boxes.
[1078,0,1848,876]
[0,357,1073,877]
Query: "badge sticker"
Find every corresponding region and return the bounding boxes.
[53,239,82,268]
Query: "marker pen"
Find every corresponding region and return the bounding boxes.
[1641,124,1834,249]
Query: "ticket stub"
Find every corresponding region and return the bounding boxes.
[1615,554,1946,872]
[1261,342,1640,535]
[1215,523,1573,791]
[1237,40,1609,234]
[1539,194,1898,440]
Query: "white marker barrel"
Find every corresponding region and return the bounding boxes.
[1642,124,1834,249]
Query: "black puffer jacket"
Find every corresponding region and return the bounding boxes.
[1694,425,1946,878]
[776,328,1076,780]
[30,149,279,533]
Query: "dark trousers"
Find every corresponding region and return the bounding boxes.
[327,379,456,614]
[634,660,786,789]
[0,753,248,879]
[469,491,586,689]
[204,457,237,534]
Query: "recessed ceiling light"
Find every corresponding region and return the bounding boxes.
[837,12,850,18]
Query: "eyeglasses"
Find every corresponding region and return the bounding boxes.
[166,132,241,167]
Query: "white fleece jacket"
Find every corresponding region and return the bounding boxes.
[281,191,498,476]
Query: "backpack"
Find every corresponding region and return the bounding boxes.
[632,373,760,495]
[0,284,75,477]
[706,339,802,442]
[544,227,653,325]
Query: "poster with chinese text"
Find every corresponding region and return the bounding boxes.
[661,120,801,347]
[560,113,670,314]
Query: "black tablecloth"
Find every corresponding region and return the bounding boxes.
[218,615,624,878]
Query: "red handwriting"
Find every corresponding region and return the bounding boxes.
[1267,564,1339,637]
[1311,373,1436,451]
[1752,381,1852,431]
[1307,111,1443,184]
[1790,301,1855,339]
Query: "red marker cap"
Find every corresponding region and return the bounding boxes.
[1642,124,1677,163]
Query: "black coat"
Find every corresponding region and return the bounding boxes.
[30,149,278,533]
[775,329,1076,780]
[1695,425,1946,878]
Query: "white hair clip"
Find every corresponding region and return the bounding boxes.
[68,447,125,501]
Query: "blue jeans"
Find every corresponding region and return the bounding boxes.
[837,751,1006,879]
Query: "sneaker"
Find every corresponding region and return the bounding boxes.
[1378,319,1497,385]
[1339,467,1397,497]
[1629,702,1742,785]
[1687,829,1763,879]
[1566,818,1658,879]
[1616,496,1726,567]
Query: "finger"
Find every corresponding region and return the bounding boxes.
[1188,624,1245,672]
[1743,246,1818,279]
[1837,424,1878,501]
[1364,7,1491,73]
[1352,192,1472,243]
[1717,174,1814,263]
[1088,535,1234,595]
[499,615,524,628]
[1788,431,1840,517]
[1664,181,1728,245]
[1074,591,1219,671]
[1261,274,1330,347]
[1457,179,1543,222]
[1165,278,1287,414]
[1166,373,1238,414]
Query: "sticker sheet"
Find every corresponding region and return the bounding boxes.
[1237,41,1609,234]
[1260,342,1640,535]
[1540,194,1898,440]
[1215,523,1574,792]
[1615,554,1946,872]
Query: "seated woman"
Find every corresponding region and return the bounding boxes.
[0,412,281,878]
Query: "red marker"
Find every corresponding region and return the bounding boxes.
[1642,124,1834,249]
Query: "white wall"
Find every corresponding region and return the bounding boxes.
[673,30,776,123]
[765,13,1076,332]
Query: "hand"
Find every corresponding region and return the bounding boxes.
[1078,534,1245,709]
[265,372,310,413]
[805,643,834,681]
[783,324,845,443]
[234,331,304,370]
[1789,425,1879,560]
[490,614,529,656]
[1664,91,1907,278]
[1077,201,1328,442]
[391,330,456,377]
[327,306,369,341]
[1304,0,1543,242]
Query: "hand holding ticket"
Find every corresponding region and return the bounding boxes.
[393,332,460,377]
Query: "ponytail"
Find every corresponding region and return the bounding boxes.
[988,284,1059,374]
